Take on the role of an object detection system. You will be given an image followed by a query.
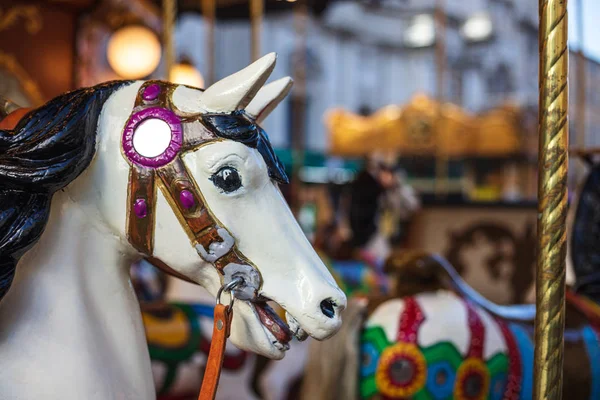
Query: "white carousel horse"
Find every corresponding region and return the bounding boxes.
[0,53,346,400]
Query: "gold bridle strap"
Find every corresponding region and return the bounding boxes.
[155,157,251,273]
[127,167,156,255]
[124,81,261,297]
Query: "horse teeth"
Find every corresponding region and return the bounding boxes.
[295,328,308,341]
[286,312,308,341]
[273,341,289,351]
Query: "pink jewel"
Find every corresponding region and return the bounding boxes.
[134,198,147,218]
[142,84,161,101]
[179,190,195,209]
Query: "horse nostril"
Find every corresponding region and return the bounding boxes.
[320,299,336,319]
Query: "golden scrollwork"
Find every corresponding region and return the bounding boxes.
[326,93,524,158]
[0,50,44,107]
[0,6,42,34]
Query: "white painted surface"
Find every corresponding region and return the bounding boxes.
[366,291,507,360]
[0,55,346,399]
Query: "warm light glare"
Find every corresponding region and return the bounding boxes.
[169,63,205,88]
[461,13,493,42]
[107,26,161,79]
[404,14,436,48]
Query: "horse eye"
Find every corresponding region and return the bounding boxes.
[211,166,242,193]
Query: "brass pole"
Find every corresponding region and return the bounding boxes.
[533,0,569,399]
[163,0,177,80]
[434,0,448,199]
[250,0,264,61]
[201,0,216,85]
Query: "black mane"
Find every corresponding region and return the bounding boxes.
[201,110,289,184]
[0,80,131,302]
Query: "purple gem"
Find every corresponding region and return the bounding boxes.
[179,190,195,209]
[142,84,161,101]
[134,198,147,218]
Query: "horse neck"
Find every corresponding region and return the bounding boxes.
[0,191,154,398]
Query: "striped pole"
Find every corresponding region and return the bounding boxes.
[533,0,569,399]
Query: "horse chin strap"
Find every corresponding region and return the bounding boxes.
[122,81,262,300]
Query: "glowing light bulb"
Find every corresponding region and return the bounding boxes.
[404,14,436,48]
[107,25,161,79]
[169,62,205,88]
[461,13,493,42]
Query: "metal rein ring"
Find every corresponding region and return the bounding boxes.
[216,276,245,307]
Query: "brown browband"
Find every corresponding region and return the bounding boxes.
[124,81,258,286]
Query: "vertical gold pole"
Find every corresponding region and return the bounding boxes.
[434,0,448,199]
[201,0,216,85]
[163,0,177,80]
[250,0,264,61]
[533,0,569,399]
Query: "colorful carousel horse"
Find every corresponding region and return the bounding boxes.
[0,53,346,399]
[302,249,600,400]
[300,159,600,400]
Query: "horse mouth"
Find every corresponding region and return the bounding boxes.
[251,298,304,351]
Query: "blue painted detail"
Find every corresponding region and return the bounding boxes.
[360,342,380,377]
[489,372,507,400]
[190,303,216,318]
[426,361,456,399]
[509,324,534,400]
[582,326,600,400]
[331,261,369,286]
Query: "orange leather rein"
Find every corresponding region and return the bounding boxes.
[198,278,240,400]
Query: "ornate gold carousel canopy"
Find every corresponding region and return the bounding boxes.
[326,93,527,158]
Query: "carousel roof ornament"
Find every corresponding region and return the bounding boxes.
[325,93,531,158]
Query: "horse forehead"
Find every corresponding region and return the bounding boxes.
[189,140,258,168]
[172,85,207,113]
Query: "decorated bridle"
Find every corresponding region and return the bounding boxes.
[122,80,289,299]
[121,80,289,399]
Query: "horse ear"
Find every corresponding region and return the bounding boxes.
[201,53,276,113]
[245,77,293,123]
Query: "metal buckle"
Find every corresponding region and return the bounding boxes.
[216,276,244,308]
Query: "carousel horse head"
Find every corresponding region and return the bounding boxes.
[0,53,346,359]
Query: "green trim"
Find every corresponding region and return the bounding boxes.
[147,303,201,362]
[359,375,378,399]
[414,390,433,400]
[422,341,463,370]
[361,326,391,351]
[274,148,363,171]
[486,352,509,376]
